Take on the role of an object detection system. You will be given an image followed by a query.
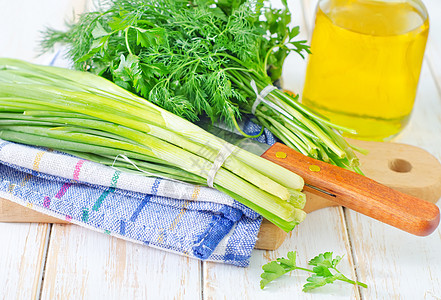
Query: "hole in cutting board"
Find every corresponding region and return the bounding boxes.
[388,158,412,173]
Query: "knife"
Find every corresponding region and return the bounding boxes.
[206,124,440,236]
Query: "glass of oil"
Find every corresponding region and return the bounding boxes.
[302,0,429,141]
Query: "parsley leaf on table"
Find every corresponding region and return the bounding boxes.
[260,251,299,289]
[260,251,367,292]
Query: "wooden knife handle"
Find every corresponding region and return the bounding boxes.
[261,142,440,236]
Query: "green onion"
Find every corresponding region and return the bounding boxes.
[0,58,307,231]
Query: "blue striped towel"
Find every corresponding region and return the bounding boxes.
[0,120,276,267]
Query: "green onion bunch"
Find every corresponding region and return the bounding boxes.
[0,58,306,231]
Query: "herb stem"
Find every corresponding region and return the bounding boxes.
[124,27,133,55]
[228,107,264,138]
[336,273,368,288]
[263,44,283,74]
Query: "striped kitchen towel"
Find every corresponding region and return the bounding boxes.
[0,120,274,267]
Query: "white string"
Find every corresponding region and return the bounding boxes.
[250,79,277,114]
[206,144,235,188]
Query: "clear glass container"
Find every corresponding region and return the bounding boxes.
[302,0,429,141]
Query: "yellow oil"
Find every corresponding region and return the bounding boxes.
[302,0,429,141]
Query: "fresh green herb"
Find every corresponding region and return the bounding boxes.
[0,58,307,232]
[260,251,367,292]
[41,0,362,173]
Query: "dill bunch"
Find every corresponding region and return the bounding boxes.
[41,0,362,173]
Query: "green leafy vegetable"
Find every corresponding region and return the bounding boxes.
[0,58,307,232]
[260,251,367,292]
[41,0,362,173]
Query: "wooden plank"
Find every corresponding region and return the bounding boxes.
[0,0,90,64]
[346,210,441,299]
[0,2,92,299]
[397,61,441,158]
[425,0,441,95]
[201,2,359,299]
[3,1,439,299]
[0,223,50,299]
[298,0,318,36]
[345,1,441,291]
[40,224,202,300]
[281,0,314,93]
[203,207,360,299]
[347,58,441,298]
[296,1,441,298]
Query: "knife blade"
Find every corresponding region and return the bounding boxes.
[202,123,440,236]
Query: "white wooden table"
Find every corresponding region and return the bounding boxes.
[1,0,441,299]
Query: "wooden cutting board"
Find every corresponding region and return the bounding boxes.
[1,139,441,250]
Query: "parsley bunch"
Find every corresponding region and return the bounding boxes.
[41,0,361,172]
[260,251,367,291]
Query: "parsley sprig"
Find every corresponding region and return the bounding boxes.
[260,251,367,292]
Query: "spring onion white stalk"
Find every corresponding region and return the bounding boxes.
[0,58,307,232]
